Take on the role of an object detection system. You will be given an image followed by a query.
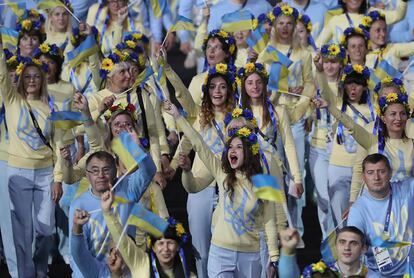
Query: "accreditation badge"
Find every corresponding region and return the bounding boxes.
[373,246,393,273]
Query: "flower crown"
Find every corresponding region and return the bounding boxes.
[298,14,312,32]
[320,43,346,60]
[33,43,63,59]
[374,77,407,95]
[16,19,44,33]
[104,103,138,122]
[266,4,299,24]
[115,42,145,68]
[146,217,188,247]
[100,53,122,79]
[377,92,409,116]
[15,56,48,79]
[202,29,237,56]
[228,126,260,155]
[340,64,370,82]
[124,32,150,46]
[224,107,258,128]
[340,27,370,46]
[301,261,338,278]
[237,62,269,84]
[70,26,100,47]
[202,63,237,94]
[360,11,385,30]
[19,9,46,23]
[4,49,19,69]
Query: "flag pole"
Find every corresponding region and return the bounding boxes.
[111,169,131,192]
[116,222,129,249]
[63,6,81,23]
[160,30,170,48]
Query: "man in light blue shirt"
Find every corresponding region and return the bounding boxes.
[348,153,414,277]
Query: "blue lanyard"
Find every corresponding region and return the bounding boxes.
[212,118,225,144]
[128,11,136,32]
[48,95,55,113]
[345,12,354,27]
[259,149,270,174]
[383,187,393,235]
[150,252,160,278]
[266,98,278,144]
[100,15,110,46]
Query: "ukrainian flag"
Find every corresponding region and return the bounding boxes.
[132,66,154,88]
[268,62,289,93]
[221,10,254,33]
[371,236,413,248]
[5,2,26,17]
[60,177,89,206]
[126,203,169,237]
[170,15,195,32]
[320,230,337,263]
[66,35,99,69]
[0,27,18,50]
[37,0,66,10]
[111,131,147,172]
[50,111,85,129]
[251,174,286,203]
[149,0,168,18]
[246,24,269,54]
[262,45,293,68]
[374,59,402,80]
[404,257,414,278]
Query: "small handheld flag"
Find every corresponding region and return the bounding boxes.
[4,2,26,17]
[404,257,414,278]
[268,62,289,93]
[170,15,195,32]
[374,60,402,81]
[320,230,337,263]
[371,236,413,248]
[262,45,293,68]
[50,111,86,129]
[0,27,19,50]
[66,35,99,69]
[149,0,168,18]
[246,24,269,54]
[251,174,285,203]
[221,10,254,33]
[126,203,169,237]
[111,131,147,173]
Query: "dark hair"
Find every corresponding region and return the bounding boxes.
[241,72,271,128]
[342,72,368,105]
[345,33,369,49]
[203,37,235,64]
[200,73,235,129]
[312,270,338,278]
[336,226,366,246]
[149,253,186,278]
[18,29,45,46]
[41,53,63,82]
[85,151,117,179]
[221,134,262,198]
[362,153,391,172]
[380,102,408,141]
[340,0,368,14]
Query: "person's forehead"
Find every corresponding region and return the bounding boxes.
[337,231,361,242]
[88,157,111,168]
[364,161,387,170]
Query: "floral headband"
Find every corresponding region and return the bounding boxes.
[104,103,138,122]
[4,49,19,69]
[298,14,312,33]
[202,29,237,56]
[360,11,386,30]
[70,26,100,47]
[237,62,269,83]
[15,56,48,79]
[228,126,260,155]
[115,42,145,68]
[224,107,258,129]
[340,27,370,46]
[33,43,63,59]
[124,32,150,46]
[202,63,237,94]
[19,9,45,23]
[320,43,346,60]
[377,92,409,116]
[16,19,44,33]
[146,217,188,247]
[301,261,338,278]
[266,4,299,24]
[100,53,122,79]
[374,77,407,95]
[340,64,370,82]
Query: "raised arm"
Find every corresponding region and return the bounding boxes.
[376,0,407,25]
[181,153,215,193]
[0,45,16,104]
[350,144,369,202]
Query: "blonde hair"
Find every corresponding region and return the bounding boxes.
[271,15,302,50]
[46,6,72,34]
[16,64,49,104]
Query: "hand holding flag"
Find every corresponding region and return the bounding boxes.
[111,131,147,173]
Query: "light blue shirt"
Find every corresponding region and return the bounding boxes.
[348,178,414,277]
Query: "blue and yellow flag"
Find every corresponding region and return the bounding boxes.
[268,62,289,93]
[320,230,337,263]
[374,60,402,81]
[50,111,85,129]
[404,257,414,278]
[111,131,147,172]
[149,0,168,18]
[60,177,89,207]
[37,0,66,10]
[66,35,99,69]
[371,236,412,248]
[127,203,169,237]
[0,27,18,50]
[170,15,195,32]
[246,24,269,54]
[262,45,293,68]
[221,10,254,33]
[251,174,286,203]
[5,1,26,17]
[132,66,154,88]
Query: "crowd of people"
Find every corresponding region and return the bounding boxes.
[0,0,413,277]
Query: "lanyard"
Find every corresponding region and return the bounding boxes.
[348,103,372,124]
[150,252,160,278]
[128,11,136,32]
[345,12,354,27]
[286,47,293,58]
[100,15,110,46]
[383,187,393,235]
[212,119,225,144]
[80,74,93,95]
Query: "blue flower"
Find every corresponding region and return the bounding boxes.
[248,133,257,144]
[242,109,254,120]
[379,96,387,107]
[224,112,232,126]
[393,78,403,86]
[401,94,408,103]
[258,13,267,23]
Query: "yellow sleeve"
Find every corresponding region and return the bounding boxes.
[103,211,149,272]
[0,50,16,104]
[390,41,414,59]
[148,91,169,155]
[263,200,279,262]
[316,71,337,108]
[165,66,198,122]
[142,93,162,171]
[194,20,208,55]
[316,17,334,46]
[176,116,222,178]
[89,53,102,90]
[301,51,316,99]
[406,121,414,138]
[181,153,215,193]
[276,106,302,183]
[372,0,407,25]
[350,144,368,202]
[170,134,195,170]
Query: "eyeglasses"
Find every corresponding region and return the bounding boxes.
[86,167,113,176]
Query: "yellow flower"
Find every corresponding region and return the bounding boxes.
[235,77,242,87]
[328,44,340,56]
[386,92,398,102]
[341,74,346,82]
[375,106,382,116]
[132,33,143,40]
[267,11,275,22]
[30,9,40,17]
[6,55,17,65]
[39,43,50,53]
[245,63,255,73]
[382,77,393,84]
[237,127,251,137]
[355,27,364,34]
[101,58,114,72]
[339,35,346,45]
[138,55,145,66]
[217,30,228,38]
[176,223,185,236]
[313,261,327,272]
[307,22,313,32]
[229,44,236,54]
[281,5,293,16]
[251,143,260,155]
[32,58,42,66]
[125,40,136,49]
[252,19,258,30]
[353,64,364,74]
[21,19,32,30]
[251,117,258,128]
[16,63,24,76]
[215,63,228,74]
[361,16,372,27]
[232,108,243,118]
[146,236,152,247]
